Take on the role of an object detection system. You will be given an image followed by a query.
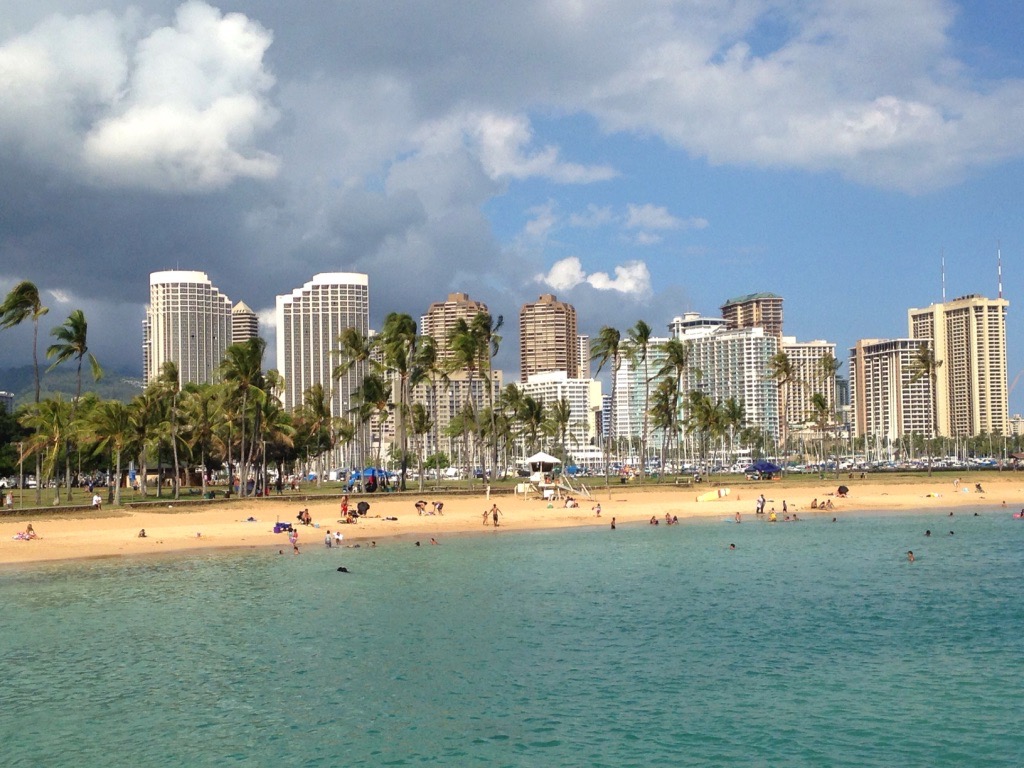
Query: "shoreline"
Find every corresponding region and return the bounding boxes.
[3,476,1022,566]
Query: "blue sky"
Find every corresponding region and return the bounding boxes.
[1,1,1023,409]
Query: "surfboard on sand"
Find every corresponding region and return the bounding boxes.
[697,488,730,502]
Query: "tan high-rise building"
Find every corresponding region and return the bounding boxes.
[782,337,838,429]
[908,294,1009,437]
[420,292,488,364]
[231,301,259,344]
[143,270,232,386]
[721,293,784,338]
[849,339,934,443]
[415,292,501,459]
[519,294,579,382]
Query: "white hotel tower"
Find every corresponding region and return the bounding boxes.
[275,273,370,420]
[143,270,233,386]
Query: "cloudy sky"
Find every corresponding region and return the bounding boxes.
[2,1,1024,407]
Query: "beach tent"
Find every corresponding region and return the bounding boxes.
[526,452,561,484]
[746,460,782,475]
[526,452,561,470]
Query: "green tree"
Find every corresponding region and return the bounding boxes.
[333,326,377,467]
[591,326,622,484]
[545,396,573,464]
[351,372,391,469]
[88,400,132,505]
[626,320,654,481]
[768,351,794,466]
[1,281,49,503]
[219,338,267,496]
[910,341,943,476]
[656,338,693,473]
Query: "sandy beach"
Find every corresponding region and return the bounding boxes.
[3,474,1023,565]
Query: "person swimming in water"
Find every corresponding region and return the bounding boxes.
[907,551,915,562]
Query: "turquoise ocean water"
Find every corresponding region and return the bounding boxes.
[1,508,1022,767]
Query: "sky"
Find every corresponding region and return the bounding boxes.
[2,1,1024,409]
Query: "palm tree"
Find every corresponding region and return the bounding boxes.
[627,320,653,481]
[722,397,745,465]
[809,392,831,469]
[472,312,503,483]
[448,317,483,484]
[656,338,692,471]
[333,327,378,468]
[219,338,267,496]
[518,394,546,455]
[410,402,432,491]
[45,309,104,499]
[649,377,677,472]
[182,383,221,497]
[46,309,103,400]
[351,372,391,468]
[591,326,622,482]
[1,281,49,503]
[546,397,573,464]
[910,342,943,476]
[88,400,132,505]
[380,312,418,489]
[20,395,71,504]
[768,351,794,467]
[300,382,333,487]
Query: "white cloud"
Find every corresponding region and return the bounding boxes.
[569,204,615,228]
[524,200,558,239]
[469,112,617,184]
[535,256,651,297]
[572,0,1024,191]
[0,1,279,191]
[626,203,681,230]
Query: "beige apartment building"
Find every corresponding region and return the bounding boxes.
[908,294,1009,437]
[721,292,784,338]
[519,294,580,382]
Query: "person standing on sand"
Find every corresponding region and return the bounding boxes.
[611,517,616,529]
[324,530,333,548]
[490,504,501,527]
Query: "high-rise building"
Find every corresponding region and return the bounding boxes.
[143,270,232,386]
[781,337,838,429]
[275,273,370,427]
[613,337,671,448]
[0,391,13,414]
[519,294,579,382]
[521,371,603,459]
[231,301,259,344]
[908,294,1009,437]
[420,292,489,364]
[414,292,501,458]
[671,315,781,441]
[849,339,933,444]
[721,293,784,338]
[577,335,591,379]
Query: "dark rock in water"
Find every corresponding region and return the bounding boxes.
[336,566,349,573]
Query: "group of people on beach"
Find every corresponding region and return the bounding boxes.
[649,514,679,525]
[414,500,444,515]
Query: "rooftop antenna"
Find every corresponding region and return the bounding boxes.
[997,240,1003,299]
[941,249,946,302]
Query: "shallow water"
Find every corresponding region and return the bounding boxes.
[1,509,1022,766]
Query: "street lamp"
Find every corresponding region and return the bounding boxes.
[18,441,23,509]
